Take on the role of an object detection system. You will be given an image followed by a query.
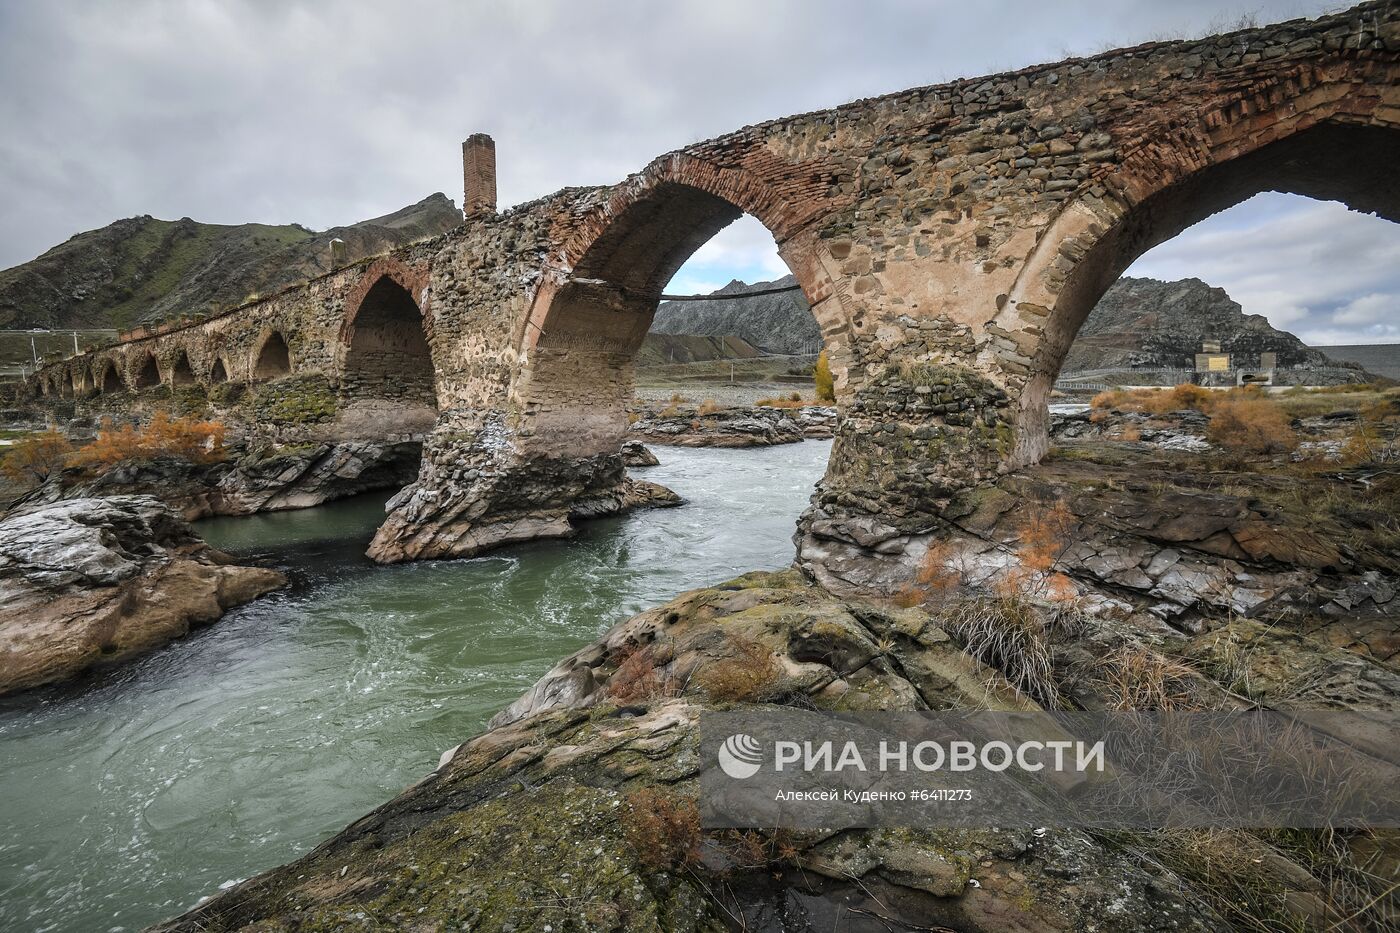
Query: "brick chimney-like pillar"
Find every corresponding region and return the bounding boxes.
[463,133,497,217]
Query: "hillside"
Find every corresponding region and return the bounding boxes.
[635,333,762,367]
[650,274,819,355]
[0,194,462,330]
[1062,276,1347,374]
[651,274,1372,379]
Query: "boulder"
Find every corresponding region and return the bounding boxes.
[0,496,285,695]
[620,440,659,466]
[629,404,806,447]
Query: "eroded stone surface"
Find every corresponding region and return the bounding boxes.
[0,496,285,695]
[18,3,1397,566]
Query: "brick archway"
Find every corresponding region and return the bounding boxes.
[512,158,855,463]
[991,66,1400,468]
[339,263,438,410]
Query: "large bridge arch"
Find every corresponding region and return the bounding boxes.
[339,260,438,411]
[515,157,854,459]
[995,67,1400,467]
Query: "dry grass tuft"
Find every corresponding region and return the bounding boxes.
[1097,645,1202,711]
[1206,398,1297,455]
[621,787,702,872]
[694,634,780,702]
[607,645,666,703]
[939,594,1067,706]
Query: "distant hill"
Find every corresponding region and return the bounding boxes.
[636,333,763,367]
[650,274,1376,380]
[1308,344,1400,382]
[650,275,819,355]
[0,194,462,330]
[1062,276,1352,374]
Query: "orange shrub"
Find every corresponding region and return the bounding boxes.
[1,429,73,484]
[1093,383,1215,415]
[756,396,804,409]
[69,412,227,471]
[894,540,964,607]
[608,645,665,703]
[1090,388,1132,410]
[1016,498,1076,575]
[1205,399,1297,455]
[694,634,780,702]
[622,788,702,872]
[814,350,835,402]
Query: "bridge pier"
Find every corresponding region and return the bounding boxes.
[18,3,1397,585]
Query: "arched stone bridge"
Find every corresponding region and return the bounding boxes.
[25,2,1400,581]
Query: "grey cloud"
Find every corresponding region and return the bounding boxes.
[7,0,1395,345]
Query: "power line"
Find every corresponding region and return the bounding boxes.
[658,284,804,302]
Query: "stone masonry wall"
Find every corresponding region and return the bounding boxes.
[22,2,1400,579]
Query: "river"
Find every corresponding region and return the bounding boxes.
[0,440,831,933]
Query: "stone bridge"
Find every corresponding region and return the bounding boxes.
[23,2,1400,584]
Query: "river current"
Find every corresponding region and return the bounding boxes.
[0,440,831,933]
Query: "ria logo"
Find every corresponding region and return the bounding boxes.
[718,733,764,779]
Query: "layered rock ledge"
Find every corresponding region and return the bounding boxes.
[629,403,836,448]
[17,440,423,521]
[0,496,286,695]
[150,558,1400,931]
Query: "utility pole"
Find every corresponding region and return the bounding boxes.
[73,331,79,356]
[31,335,38,365]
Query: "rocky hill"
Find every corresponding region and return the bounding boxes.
[653,274,1366,377]
[1062,276,1347,374]
[0,194,462,330]
[650,274,820,355]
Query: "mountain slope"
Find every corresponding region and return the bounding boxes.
[0,194,462,330]
[1062,276,1344,373]
[650,274,819,355]
[651,274,1367,377]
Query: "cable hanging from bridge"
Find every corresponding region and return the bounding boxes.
[657,283,804,302]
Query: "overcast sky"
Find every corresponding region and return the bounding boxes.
[1,0,1394,344]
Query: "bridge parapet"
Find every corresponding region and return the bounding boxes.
[19,2,1400,583]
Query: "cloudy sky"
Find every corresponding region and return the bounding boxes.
[1,0,1394,345]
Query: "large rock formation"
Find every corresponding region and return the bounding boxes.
[1062,276,1364,375]
[0,496,285,694]
[149,571,1222,933]
[18,440,424,520]
[0,194,462,330]
[650,275,821,355]
[628,402,808,448]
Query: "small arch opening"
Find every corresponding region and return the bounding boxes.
[134,354,161,389]
[344,276,438,408]
[97,360,121,393]
[210,358,230,384]
[253,333,292,381]
[170,351,196,386]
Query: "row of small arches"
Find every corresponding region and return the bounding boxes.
[33,332,291,397]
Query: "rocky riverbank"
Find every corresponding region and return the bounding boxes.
[153,558,1400,931]
[629,401,837,447]
[0,496,285,695]
[15,439,424,520]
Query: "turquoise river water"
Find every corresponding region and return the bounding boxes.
[0,440,831,932]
